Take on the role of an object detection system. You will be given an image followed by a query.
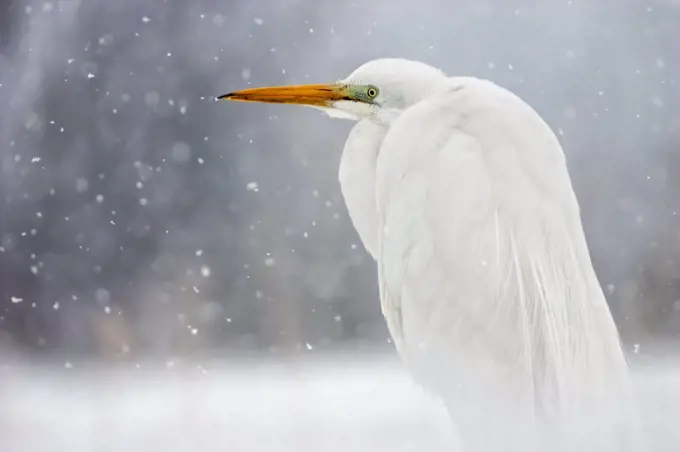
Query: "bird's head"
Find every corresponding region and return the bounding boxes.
[217,58,447,122]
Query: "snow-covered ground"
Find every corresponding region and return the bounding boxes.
[0,352,678,452]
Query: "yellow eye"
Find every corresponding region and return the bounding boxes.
[366,86,378,98]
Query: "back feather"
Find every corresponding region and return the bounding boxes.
[374,77,642,451]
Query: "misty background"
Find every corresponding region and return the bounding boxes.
[1,0,679,362]
[1,1,680,451]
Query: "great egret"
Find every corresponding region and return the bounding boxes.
[218,58,643,452]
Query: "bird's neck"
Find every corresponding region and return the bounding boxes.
[338,119,389,259]
[374,107,403,125]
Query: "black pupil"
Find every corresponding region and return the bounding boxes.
[368,88,376,96]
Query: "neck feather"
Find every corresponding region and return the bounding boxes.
[338,119,388,259]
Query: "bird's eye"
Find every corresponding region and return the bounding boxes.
[366,86,378,98]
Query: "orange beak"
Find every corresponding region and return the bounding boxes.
[216,83,351,107]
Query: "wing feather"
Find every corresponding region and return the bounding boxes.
[374,79,637,444]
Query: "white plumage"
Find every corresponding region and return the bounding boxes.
[219,58,644,452]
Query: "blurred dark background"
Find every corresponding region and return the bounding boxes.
[1,0,679,360]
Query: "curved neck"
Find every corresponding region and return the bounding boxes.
[338,119,388,259]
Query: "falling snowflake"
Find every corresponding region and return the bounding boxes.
[200,266,211,278]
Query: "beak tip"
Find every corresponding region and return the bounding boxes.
[215,94,232,102]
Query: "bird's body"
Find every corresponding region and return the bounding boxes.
[219,59,644,452]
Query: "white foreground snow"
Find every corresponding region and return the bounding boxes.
[0,352,678,451]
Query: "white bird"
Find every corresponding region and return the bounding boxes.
[218,58,644,452]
